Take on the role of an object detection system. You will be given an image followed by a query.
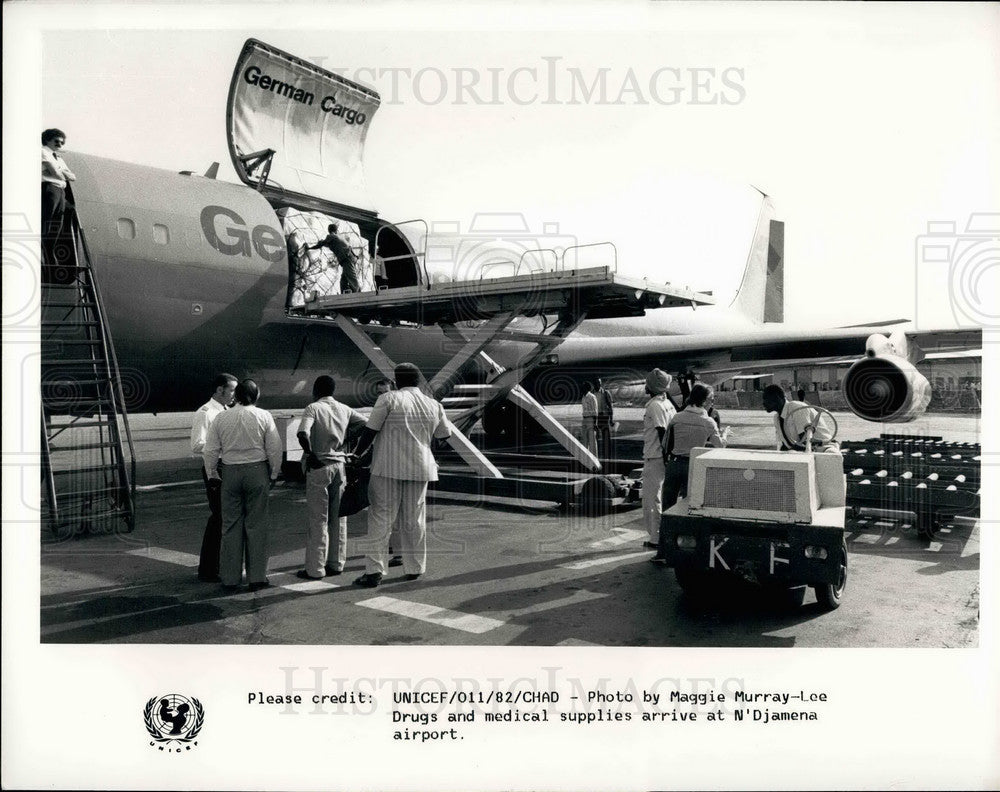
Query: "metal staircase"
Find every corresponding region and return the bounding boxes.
[40,214,136,537]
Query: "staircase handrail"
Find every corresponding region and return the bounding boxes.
[72,217,137,529]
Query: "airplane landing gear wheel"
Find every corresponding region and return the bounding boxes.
[814,540,847,611]
[575,476,615,515]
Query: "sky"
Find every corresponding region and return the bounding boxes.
[20,2,1000,330]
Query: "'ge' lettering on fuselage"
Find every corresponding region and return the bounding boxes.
[200,205,284,263]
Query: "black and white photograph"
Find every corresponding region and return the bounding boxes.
[3,2,998,789]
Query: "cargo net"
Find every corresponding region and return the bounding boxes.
[278,207,376,308]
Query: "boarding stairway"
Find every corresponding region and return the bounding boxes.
[40,213,136,537]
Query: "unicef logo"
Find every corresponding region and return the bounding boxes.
[143,694,204,751]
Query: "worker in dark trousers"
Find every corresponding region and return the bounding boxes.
[652,383,729,563]
[41,128,76,275]
[308,223,361,293]
[190,373,237,582]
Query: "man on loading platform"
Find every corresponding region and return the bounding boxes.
[308,222,361,294]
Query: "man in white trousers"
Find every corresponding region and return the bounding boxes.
[353,363,452,588]
[296,375,367,580]
[641,369,676,549]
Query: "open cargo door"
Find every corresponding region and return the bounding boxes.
[227,38,381,212]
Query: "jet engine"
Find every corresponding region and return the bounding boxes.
[842,333,931,422]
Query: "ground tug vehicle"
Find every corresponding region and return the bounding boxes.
[660,445,848,610]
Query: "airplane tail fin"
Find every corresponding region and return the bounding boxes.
[729,192,784,324]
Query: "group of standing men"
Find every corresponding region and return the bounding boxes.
[190,364,451,593]
[639,371,838,562]
[191,375,282,591]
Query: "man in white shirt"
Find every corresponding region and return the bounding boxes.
[204,379,282,592]
[41,128,76,270]
[296,375,368,580]
[580,381,599,456]
[353,363,452,588]
[652,384,730,562]
[190,373,237,582]
[762,385,840,453]
[641,369,676,548]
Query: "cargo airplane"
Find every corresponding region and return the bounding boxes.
[42,39,981,444]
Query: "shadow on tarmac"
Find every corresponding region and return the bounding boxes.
[449,563,821,647]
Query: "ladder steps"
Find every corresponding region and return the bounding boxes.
[47,507,132,522]
[41,220,136,538]
[46,420,116,430]
[51,464,125,476]
[48,487,124,504]
[48,441,120,452]
[42,406,114,418]
[42,378,113,387]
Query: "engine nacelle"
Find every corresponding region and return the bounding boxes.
[843,354,931,423]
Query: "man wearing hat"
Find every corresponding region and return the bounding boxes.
[641,368,676,548]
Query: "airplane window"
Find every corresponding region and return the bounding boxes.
[153,224,170,245]
[117,218,136,240]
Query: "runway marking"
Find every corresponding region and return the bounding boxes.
[507,589,608,616]
[357,596,505,634]
[121,548,338,594]
[125,547,200,567]
[557,638,602,646]
[588,527,646,549]
[136,480,200,492]
[559,551,649,571]
[270,571,341,593]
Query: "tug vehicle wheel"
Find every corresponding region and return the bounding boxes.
[674,565,713,599]
[814,540,848,611]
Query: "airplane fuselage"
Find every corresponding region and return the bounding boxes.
[54,151,968,425]
[58,152,758,414]
[60,154,469,412]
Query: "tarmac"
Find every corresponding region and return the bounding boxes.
[39,408,981,647]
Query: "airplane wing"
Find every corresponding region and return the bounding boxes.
[522,323,981,423]
[550,325,982,373]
